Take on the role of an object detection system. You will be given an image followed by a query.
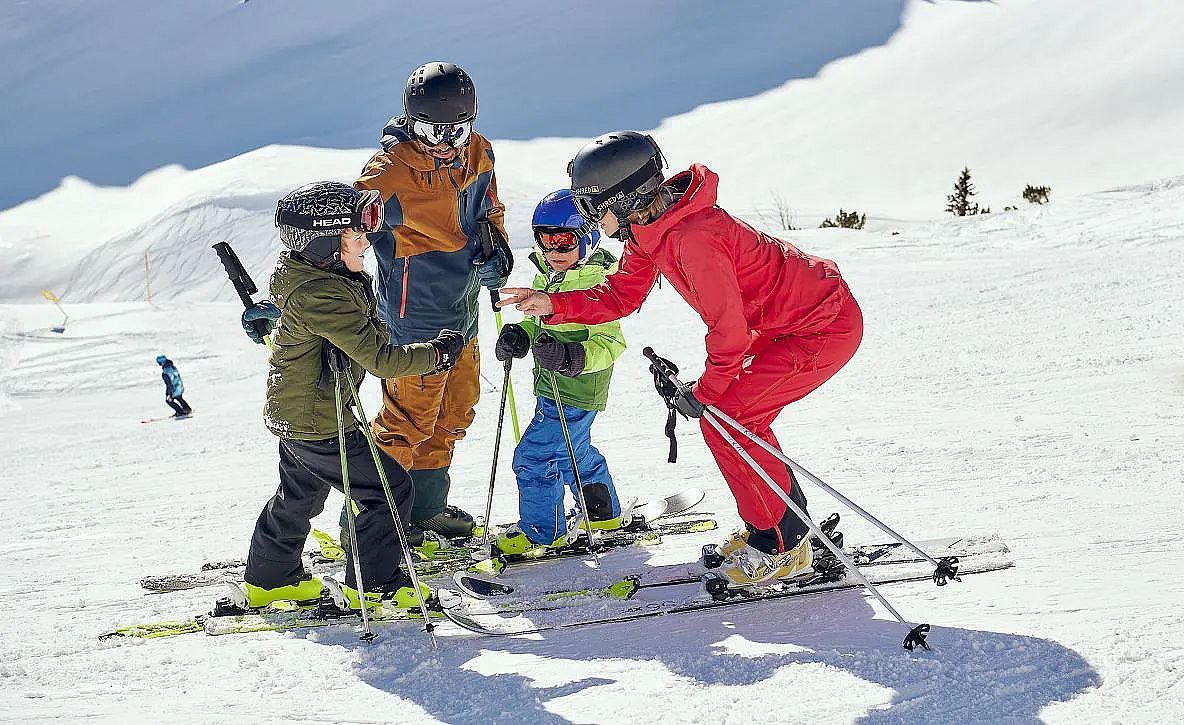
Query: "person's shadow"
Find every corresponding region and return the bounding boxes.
[306,550,1099,724]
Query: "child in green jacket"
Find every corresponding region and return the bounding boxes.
[239,181,464,611]
[492,189,626,554]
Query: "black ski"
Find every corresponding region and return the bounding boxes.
[453,532,1008,601]
[442,550,1013,637]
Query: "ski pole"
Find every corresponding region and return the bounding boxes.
[330,361,374,643]
[642,347,932,651]
[212,242,273,350]
[701,409,930,651]
[640,346,958,584]
[494,308,522,442]
[703,405,959,584]
[546,370,600,562]
[342,364,438,649]
[477,217,522,442]
[479,357,515,548]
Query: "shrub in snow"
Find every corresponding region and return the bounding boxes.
[820,209,866,229]
[1023,184,1051,204]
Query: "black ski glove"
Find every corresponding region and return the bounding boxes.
[241,301,281,344]
[533,333,586,377]
[648,354,703,417]
[671,384,705,419]
[494,323,531,362]
[428,329,466,373]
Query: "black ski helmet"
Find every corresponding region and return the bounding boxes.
[403,62,477,124]
[274,181,379,267]
[568,131,666,223]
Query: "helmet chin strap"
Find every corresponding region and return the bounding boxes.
[296,249,348,275]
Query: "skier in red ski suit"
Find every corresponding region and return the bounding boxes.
[501,132,862,584]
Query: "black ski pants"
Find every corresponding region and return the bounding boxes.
[245,429,413,590]
[165,396,192,416]
[745,467,810,554]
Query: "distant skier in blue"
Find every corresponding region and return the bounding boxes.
[156,355,192,418]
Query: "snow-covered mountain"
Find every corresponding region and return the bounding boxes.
[2,0,1183,302]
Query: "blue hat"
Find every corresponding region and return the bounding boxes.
[156,355,168,365]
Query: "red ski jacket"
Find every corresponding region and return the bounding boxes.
[548,164,852,405]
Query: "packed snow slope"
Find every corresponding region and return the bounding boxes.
[4,0,1184,301]
[1,177,1182,723]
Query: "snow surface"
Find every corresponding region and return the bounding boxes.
[2,179,1182,723]
[2,1,1184,722]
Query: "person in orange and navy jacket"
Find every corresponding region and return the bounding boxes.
[349,62,512,539]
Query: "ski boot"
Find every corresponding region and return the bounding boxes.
[494,522,581,557]
[703,514,842,569]
[700,529,749,569]
[325,571,435,612]
[588,513,626,532]
[414,505,476,539]
[213,576,325,615]
[578,483,626,532]
[241,576,324,608]
[718,537,814,590]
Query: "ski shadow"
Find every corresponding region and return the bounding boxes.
[319,553,1099,724]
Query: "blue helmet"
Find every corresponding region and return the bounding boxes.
[531,189,600,265]
[155,355,168,366]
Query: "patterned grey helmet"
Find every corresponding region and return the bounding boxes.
[274,181,382,253]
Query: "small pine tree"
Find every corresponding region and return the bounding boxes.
[1023,184,1051,204]
[946,167,980,216]
[820,209,866,229]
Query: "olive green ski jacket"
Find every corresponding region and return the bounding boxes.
[263,252,438,440]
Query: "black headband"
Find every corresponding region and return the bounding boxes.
[275,208,363,233]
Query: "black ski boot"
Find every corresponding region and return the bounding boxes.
[414,504,475,539]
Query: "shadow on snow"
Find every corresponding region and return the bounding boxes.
[310,549,1099,723]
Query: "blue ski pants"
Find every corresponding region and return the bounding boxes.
[512,396,620,545]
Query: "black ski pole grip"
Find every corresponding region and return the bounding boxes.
[642,347,681,385]
[212,242,257,308]
[477,219,505,311]
[212,242,270,340]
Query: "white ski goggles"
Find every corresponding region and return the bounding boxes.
[412,119,473,148]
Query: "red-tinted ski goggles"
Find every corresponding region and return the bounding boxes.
[274,189,384,234]
[534,228,581,253]
[412,119,473,148]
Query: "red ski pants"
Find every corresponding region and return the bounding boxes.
[699,296,863,530]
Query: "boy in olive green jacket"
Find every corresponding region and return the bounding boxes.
[492,190,626,555]
[239,181,464,611]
